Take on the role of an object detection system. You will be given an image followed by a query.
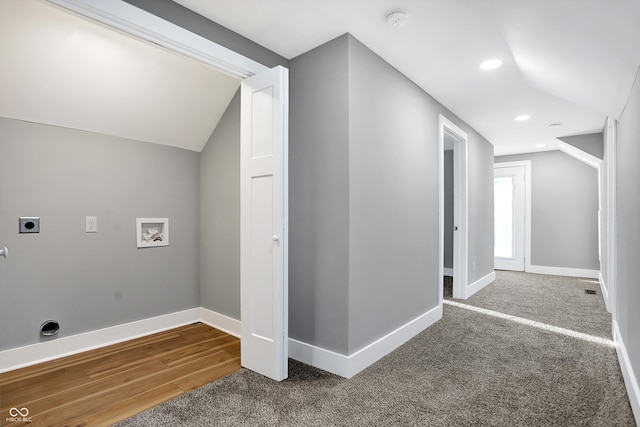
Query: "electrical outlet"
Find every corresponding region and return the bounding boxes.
[86,216,97,233]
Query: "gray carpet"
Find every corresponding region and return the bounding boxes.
[116,272,636,426]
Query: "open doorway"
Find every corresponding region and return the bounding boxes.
[439,115,468,301]
[0,0,289,382]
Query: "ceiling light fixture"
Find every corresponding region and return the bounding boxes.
[535,143,546,148]
[386,10,409,29]
[479,59,503,70]
[515,115,531,121]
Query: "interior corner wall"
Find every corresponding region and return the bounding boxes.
[288,35,351,354]
[496,151,599,270]
[200,90,241,319]
[615,67,640,414]
[0,117,200,351]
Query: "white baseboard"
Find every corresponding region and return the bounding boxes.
[0,308,200,373]
[199,307,241,338]
[614,320,640,425]
[289,304,442,378]
[599,274,612,313]
[526,265,600,279]
[443,267,454,277]
[465,271,496,298]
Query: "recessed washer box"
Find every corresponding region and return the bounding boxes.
[19,217,40,233]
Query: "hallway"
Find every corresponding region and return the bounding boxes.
[118,271,635,426]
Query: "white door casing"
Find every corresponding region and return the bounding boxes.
[438,115,468,301]
[240,66,289,381]
[494,164,526,271]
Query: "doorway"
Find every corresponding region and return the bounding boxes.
[493,161,530,272]
[44,0,290,381]
[439,115,468,301]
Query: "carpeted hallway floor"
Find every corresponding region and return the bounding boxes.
[116,271,636,426]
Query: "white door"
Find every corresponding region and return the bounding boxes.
[240,66,288,381]
[494,165,525,271]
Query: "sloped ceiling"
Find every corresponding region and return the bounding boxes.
[0,0,240,152]
[175,0,640,155]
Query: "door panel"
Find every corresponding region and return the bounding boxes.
[240,66,288,381]
[494,166,525,271]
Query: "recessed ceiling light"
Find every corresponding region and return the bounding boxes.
[535,143,546,148]
[548,122,562,128]
[515,115,531,121]
[479,59,503,70]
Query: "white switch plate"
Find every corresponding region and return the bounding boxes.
[86,216,97,233]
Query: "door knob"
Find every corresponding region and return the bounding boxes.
[272,235,279,242]
[0,247,7,258]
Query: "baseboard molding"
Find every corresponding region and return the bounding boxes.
[526,265,600,279]
[0,308,200,373]
[465,271,496,298]
[289,304,442,378]
[613,320,640,425]
[199,307,241,338]
[443,267,454,277]
[599,274,612,313]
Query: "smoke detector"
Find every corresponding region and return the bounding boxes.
[386,10,409,29]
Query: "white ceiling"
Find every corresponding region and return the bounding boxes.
[2,1,638,156]
[0,0,240,152]
[175,0,640,155]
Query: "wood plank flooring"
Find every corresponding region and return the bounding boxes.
[0,323,241,427]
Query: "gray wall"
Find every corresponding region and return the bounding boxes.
[289,34,494,356]
[347,35,438,353]
[559,132,604,159]
[289,35,351,353]
[615,68,640,399]
[444,150,454,269]
[200,90,241,318]
[496,151,599,271]
[123,0,289,69]
[0,118,200,350]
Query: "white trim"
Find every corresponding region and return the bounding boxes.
[526,265,600,279]
[494,160,532,273]
[464,271,496,299]
[443,267,454,277]
[199,308,241,338]
[599,273,612,313]
[557,140,602,169]
[289,305,442,378]
[605,117,617,316]
[46,0,268,78]
[0,308,200,373]
[614,321,640,424]
[439,115,468,301]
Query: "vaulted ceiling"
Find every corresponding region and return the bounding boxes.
[2,0,639,155]
[174,0,640,155]
[0,0,239,152]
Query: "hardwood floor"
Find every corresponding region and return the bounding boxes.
[0,323,241,427]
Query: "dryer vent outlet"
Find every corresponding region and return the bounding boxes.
[40,320,60,337]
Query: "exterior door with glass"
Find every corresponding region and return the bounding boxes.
[494,165,526,271]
